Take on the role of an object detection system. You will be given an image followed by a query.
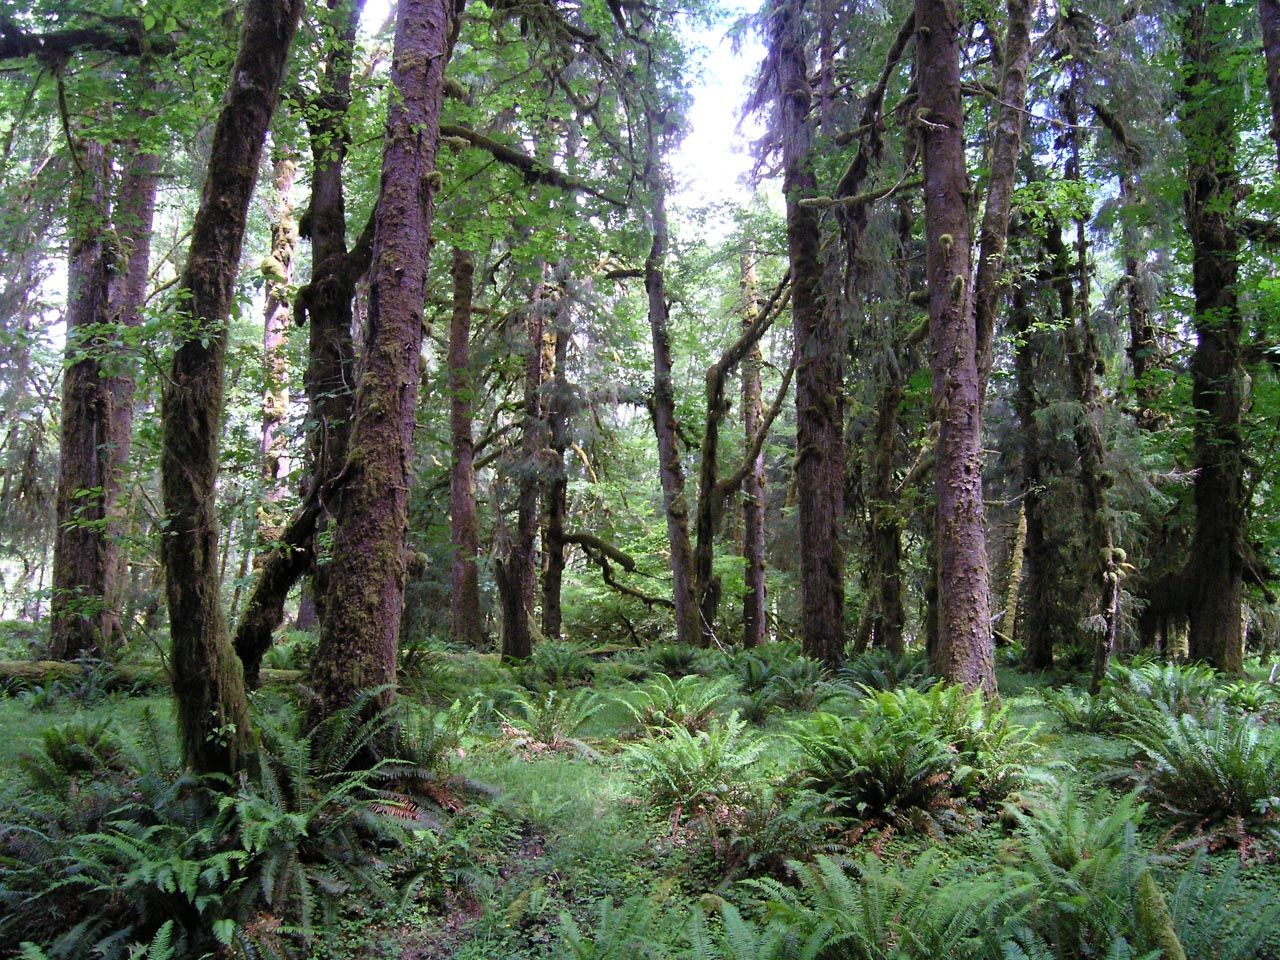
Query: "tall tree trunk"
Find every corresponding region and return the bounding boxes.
[1092,104,1161,431]
[497,286,546,661]
[309,0,456,717]
[773,0,846,664]
[1262,0,1280,171]
[1001,505,1026,645]
[233,0,368,686]
[107,147,160,632]
[645,177,700,648]
[542,292,572,641]
[916,0,996,693]
[1179,1,1245,672]
[260,152,298,515]
[51,141,117,660]
[740,253,767,649]
[449,246,483,647]
[973,0,1033,395]
[1011,278,1054,670]
[160,0,304,774]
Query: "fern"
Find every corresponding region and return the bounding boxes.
[499,688,605,756]
[626,711,767,815]
[619,673,737,734]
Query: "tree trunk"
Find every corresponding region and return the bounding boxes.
[916,0,996,694]
[308,0,456,718]
[51,141,118,660]
[498,286,546,661]
[1011,279,1054,670]
[1179,1,1245,672]
[973,0,1033,395]
[260,152,298,516]
[449,246,483,647]
[107,148,160,638]
[159,0,304,774]
[740,253,767,649]
[1262,0,1280,171]
[542,292,572,641]
[233,0,368,686]
[645,177,700,648]
[773,0,846,664]
[1001,505,1026,645]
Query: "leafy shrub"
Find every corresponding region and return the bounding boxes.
[0,697,458,958]
[642,644,702,678]
[1042,685,1120,733]
[737,853,1010,960]
[512,641,595,689]
[1104,660,1218,726]
[620,673,736,734]
[672,783,841,884]
[499,688,604,757]
[1002,788,1154,958]
[626,711,766,815]
[865,685,1042,803]
[1125,709,1280,851]
[1169,850,1280,960]
[840,646,934,692]
[792,710,961,835]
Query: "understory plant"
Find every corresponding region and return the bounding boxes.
[625,711,766,816]
[620,673,737,734]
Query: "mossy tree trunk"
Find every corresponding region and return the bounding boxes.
[449,246,483,648]
[234,0,369,687]
[740,252,768,649]
[160,0,304,774]
[1262,0,1280,171]
[916,0,996,694]
[772,0,846,665]
[51,141,117,660]
[645,176,700,649]
[1180,0,1246,673]
[308,0,457,718]
[542,291,573,642]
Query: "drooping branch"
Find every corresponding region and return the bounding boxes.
[0,16,170,62]
[439,123,625,206]
[717,353,796,499]
[564,532,676,609]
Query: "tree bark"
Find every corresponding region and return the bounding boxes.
[1179,1,1245,672]
[645,176,700,648]
[773,0,846,664]
[448,246,483,647]
[740,252,767,649]
[51,141,118,660]
[1262,0,1280,171]
[916,0,996,694]
[159,0,304,774]
[308,0,457,717]
[233,0,369,685]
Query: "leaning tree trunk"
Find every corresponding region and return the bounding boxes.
[160,0,304,774]
[645,177,700,648]
[916,0,996,694]
[449,246,483,647]
[308,0,456,718]
[51,141,119,660]
[1262,0,1280,171]
[233,0,368,686]
[773,0,846,664]
[740,253,768,649]
[1179,0,1245,672]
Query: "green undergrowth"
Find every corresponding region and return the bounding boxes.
[2,644,1279,958]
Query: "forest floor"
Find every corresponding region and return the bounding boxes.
[2,632,1279,958]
